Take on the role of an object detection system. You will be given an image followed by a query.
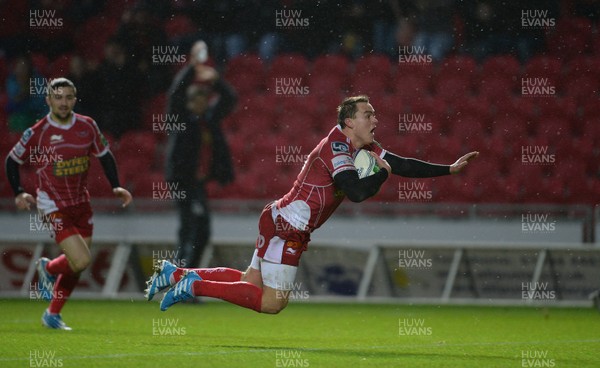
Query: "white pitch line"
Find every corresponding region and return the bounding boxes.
[1,339,599,362]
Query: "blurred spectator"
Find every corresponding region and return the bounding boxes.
[334,1,370,58]
[459,1,516,62]
[114,3,170,97]
[29,0,75,59]
[0,0,29,58]
[186,1,255,65]
[571,0,600,23]
[459,0,557,62]
[5,55,46,132]
[66,54,101,119]
[411,0,456,62]
[165,40,237,268]
[370,1,402,57]
[95,38,142,137]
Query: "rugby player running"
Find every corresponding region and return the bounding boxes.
[5,78,132,329]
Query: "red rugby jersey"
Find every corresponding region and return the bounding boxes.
[276,125,385,232]
[9,113,109,214]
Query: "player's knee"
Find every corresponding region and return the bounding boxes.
[261,302,287,314]
[70,255,91,273]
[261,296,288,314]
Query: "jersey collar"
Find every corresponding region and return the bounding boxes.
[47,113,76,130]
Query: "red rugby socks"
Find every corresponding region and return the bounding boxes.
[171,267,242,284]
[46,254,72,275]
[191,280,262,312]
[48,272,80,314]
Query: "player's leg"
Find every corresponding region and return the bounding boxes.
[48,236,90,308]
[39,204,94,330]
[160,251,294,314]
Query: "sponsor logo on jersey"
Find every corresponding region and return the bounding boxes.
[53,156,89,176]
[284,240,303,255]
[50,134,64,144]
[13,142,26,157]
[331,155,353,170]
[21,128,34,144]
[331,141,349,154]
[76,130,89,137]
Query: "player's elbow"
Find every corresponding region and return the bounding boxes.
[346,193,369,203]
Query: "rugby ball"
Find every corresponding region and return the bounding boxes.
[354,149,380,178]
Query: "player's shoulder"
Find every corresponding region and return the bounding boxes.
[320,126,352,158]
[19,115,49,143]
[73,113,95,125]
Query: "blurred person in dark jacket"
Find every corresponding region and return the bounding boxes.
[165,40,237,269]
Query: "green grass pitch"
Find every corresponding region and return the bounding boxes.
[0,299,598,367]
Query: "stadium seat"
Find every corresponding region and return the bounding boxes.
[491,114,529,141]
[353,54,393,90]
[350,78,388,99]
[493,97,537,123]
[30,53,50,77]
[562,55,600,83]
[446,114,486,146]
[563,75,599,104]
[477,75,516,101]
[128,171,165,198]
[450,95,492,133]
[397,60,434,80]
[141,93,168,131]
[480,55,521,81]
[537,96,577,122]
[74,16,119,63]
[164,15,195,41]
[225,54,265,96]
[47,54,72,78]
[437,54,478,87]
[267,53,309,80]
[308,74,345,98]
[117,131,158,169]
[522,55,562,87]
[535,114,569,138]
[434,75,473,102]
[394,74,432,100]
[311,54,350,86]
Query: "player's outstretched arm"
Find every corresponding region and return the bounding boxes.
[449,151,479,174]
[383,151,477,178]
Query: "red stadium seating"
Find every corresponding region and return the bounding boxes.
[47,54,72,78]
[353,54,393,91]
[480,55,521,80]
[311,54,350,85]
[434,75,473,102]
[522,56,563,88]
[225,54,265,96]
[438,55,478,88]
[394,74,432,99]
[477,75,516,101]
[164,15,195,41]
[267,53,309,81]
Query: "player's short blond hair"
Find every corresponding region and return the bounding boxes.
[337,95,369,128]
